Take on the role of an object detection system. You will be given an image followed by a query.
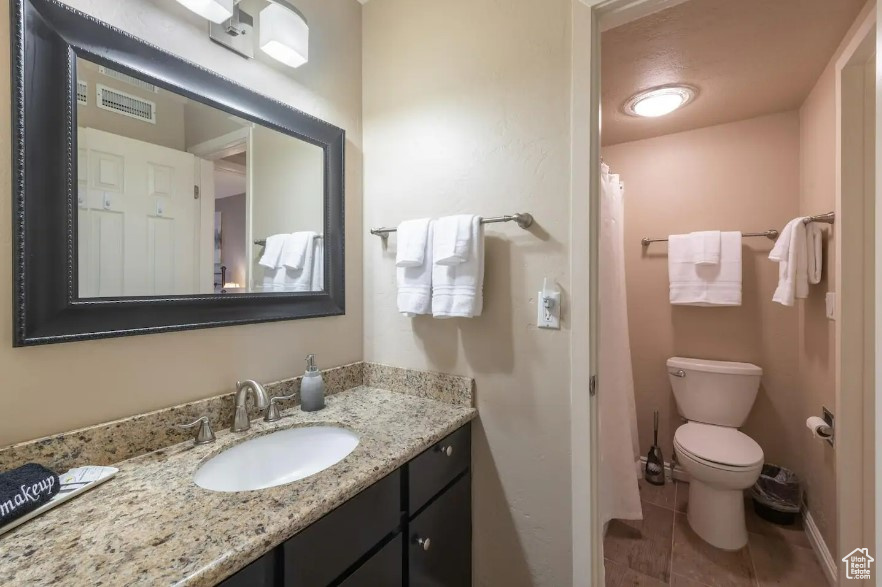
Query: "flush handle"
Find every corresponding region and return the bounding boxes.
[669,369,686,378]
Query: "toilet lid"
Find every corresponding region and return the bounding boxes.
[674,422,763,468]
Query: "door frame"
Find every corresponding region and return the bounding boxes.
[570,1,882,585]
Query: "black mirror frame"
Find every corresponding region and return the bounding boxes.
[11,0,346,346]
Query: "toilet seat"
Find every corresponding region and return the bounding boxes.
[674,422,763,471]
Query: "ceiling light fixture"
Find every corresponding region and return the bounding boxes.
[259,3,309,68]
[174,0,234,24]
[624,85,697,118]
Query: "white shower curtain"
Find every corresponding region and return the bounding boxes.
[598,163,642,526]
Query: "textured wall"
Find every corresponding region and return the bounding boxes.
[362,0,574,584]
[0,0,363,446]
[603,112,803,479]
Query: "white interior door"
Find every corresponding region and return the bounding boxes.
[78,127,199,297]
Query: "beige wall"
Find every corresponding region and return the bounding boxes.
[362,0,573,585]
[0,0,364,447]
[602,112,804,477]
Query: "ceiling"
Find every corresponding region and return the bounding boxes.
[601,0,867,146]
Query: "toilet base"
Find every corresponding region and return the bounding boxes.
[686,480,748,551]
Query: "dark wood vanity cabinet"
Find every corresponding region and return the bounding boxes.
[217,423,471,587]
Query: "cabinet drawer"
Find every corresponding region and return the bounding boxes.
[409,423,470,514]
[283,470,401,586]
[336,534,403,587]
[408,473,471,587]
[217,551,276,587]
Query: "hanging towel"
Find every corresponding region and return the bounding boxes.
[310,238,324,291]
[258,234,287,269]
[262,232,318,292]
[691,231,721,265]
[281,232,313,270]
[669,231,742,306]
[0,464,59,526]
[769,218,808,306]
[396,218,431,268]
[433,215,474,266]
[397,221,434,316]
[432,216,484,318]
[806,223,823,285]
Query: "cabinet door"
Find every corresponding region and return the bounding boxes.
[337,535,403,587]
[217,551,276,587]
[283,470,401,586]
[408,474,471,587]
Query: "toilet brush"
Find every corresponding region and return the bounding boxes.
[644,410,665,486]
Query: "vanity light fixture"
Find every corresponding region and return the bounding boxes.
[184,0,309,68]
[624,84,697,118]
[259,3,309,68]
[174,0,234,24]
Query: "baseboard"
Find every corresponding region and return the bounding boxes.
[803,509,837,586]
[637,456,690,483]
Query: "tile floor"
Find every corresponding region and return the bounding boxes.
[604,479,829,586]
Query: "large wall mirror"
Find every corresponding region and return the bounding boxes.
[13,0,345,346]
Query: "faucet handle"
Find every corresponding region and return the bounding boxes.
[175,416,216,445]
[265,393,297,422]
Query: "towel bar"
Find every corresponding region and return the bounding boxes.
[641,230,779,247]
[370,213,533,239]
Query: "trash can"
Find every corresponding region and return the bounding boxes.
[750,464,801,525]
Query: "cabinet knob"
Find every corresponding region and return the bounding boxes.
[438,445,453,457]
[416,537,431,551]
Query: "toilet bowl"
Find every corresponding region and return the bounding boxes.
[674,422,763,550]
[667,357,764,551]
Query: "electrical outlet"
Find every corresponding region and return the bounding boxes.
[538,290,561,329]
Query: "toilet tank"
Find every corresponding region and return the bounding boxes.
[667,357,762,427]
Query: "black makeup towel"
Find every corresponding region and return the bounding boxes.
[0,464,60,526]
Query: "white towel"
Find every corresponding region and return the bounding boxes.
[806,223,823,285]
[281,232,313,270]
[261,232,318,292]
[432,216,484,318]
[769,218,808,306]
[433,215,474,266]
[311,238,324,291]
[396,218,431,268]
[258,234,287,269]
[397,221,434,316]
[669,231,742,306]
[691,231,721,265]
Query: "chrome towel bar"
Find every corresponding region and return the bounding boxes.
[370,213,534,239]
[642,230,779,247]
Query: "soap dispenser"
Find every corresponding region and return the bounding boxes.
[300,354,326,412]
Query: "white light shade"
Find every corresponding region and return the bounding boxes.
[174,0,234,24]
[624,85,696,118]
[259,4,309,68]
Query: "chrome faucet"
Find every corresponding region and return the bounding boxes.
[232,380,270,432]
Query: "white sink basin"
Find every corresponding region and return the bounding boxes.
[194,426,359,492]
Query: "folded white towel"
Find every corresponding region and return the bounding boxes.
[433,215,474,266]
[258,234,287,269]
[806,224,823,285]
[691,231,721,265]
[669,231,742,306]
[281,232,313,270]
[310,238,324,291]
[396,218,431,268]
[261,232,318,292]
[770,218,808,306]
[432,216,484,318]
[397,221,434,316]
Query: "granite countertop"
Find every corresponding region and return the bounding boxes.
[0,386,476,586]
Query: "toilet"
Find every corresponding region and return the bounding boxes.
[667,357,764,551]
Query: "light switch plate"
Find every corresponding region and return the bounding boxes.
[538,291,561,330]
